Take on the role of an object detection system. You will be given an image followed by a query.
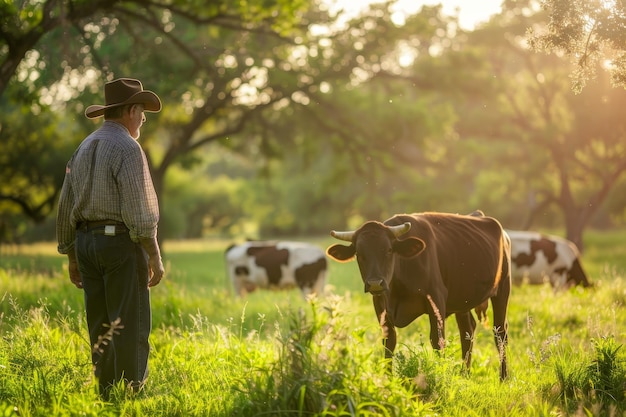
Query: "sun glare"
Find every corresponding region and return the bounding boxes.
[600,0,616,9]
[320,0,503,74]
[327,0,502,30]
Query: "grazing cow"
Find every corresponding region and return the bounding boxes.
[225,241,327,297]
[326,212,511,380]
[507,230,592,289]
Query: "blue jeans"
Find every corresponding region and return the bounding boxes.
[75,226,151,397]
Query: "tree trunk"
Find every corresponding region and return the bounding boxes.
[563,210,586,253]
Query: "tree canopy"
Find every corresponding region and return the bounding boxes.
[529,0,626,91]
[2,0,626,249]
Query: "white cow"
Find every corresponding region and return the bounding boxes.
[507,230,592,289]
[224,241,327,297]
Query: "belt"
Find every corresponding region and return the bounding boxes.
[77,220,129,234]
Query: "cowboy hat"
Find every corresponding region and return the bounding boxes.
[85,78,161,119]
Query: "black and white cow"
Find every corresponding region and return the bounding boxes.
[507,230,592,289]
[224,241,328,297]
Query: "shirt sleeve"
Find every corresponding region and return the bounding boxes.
[117,143,160,241]
[56,162,76,255]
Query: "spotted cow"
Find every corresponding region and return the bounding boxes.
[507,230,592,290]
[225,241,328,297]
[326,212,511,380]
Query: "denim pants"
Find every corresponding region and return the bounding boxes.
[75,226,151,396]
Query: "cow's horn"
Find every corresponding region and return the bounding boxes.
[330,230,355,242]
[389,222,411,237]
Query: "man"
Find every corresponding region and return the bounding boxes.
[56,78,165,398]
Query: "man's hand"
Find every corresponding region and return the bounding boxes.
[140,236,165,287]
[147,256,165,287]
[67,251,83,289]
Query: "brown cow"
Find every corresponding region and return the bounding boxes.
[326,212,511,380]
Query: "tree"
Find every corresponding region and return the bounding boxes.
[528,0,626,91]
[0,77,80,239]
[454,2,626,250]
[135,1,480,237]
[0,0,310,240]
[6,0,624,245]
[0,0,307,96]
[2,0,461,240]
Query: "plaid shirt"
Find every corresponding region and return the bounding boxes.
[56,121,160,254]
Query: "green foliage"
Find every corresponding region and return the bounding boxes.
[0,0,312,240]
[3,0,626,245]
[550,337,626,415]
[0,81,78,241]
[529,0,626,90]
[451,5,626,246]
[161,164,248,239]
[0,298,100,416]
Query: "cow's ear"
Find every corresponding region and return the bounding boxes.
[326,244,356,262]
[394,237,426,258]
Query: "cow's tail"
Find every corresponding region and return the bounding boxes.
[493,228,509,288]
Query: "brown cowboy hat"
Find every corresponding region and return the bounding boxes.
[85,78,161,119]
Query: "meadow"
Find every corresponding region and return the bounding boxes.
[1,230,626,416]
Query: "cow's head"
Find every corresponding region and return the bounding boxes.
[326,221,426,294]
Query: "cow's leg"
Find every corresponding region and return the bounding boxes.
[492,256,511,381]
[551,270,568,291]
[232,277,244,297]
[312,270,327,296]
[455,311,477,372]
[570,258,592,288]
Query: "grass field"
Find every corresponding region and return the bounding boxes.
[1,230,625,416]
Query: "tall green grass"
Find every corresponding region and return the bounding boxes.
[1,230,626,416]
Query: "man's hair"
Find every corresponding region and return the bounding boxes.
[104,105,128,120]
[104,103,145,120]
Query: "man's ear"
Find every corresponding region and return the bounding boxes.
[393,237,426,258]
